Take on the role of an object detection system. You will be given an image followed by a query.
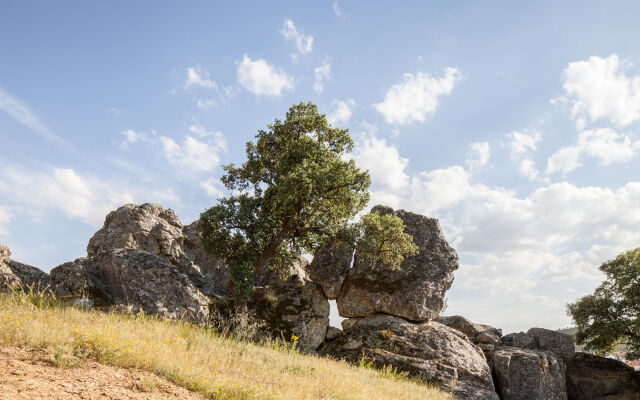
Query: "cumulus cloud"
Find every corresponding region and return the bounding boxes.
[466,142,490,171]
[0,87,72,150]
[546,128,640,174]
[313,59,331,93]
[280,19,313,59]
[326,99,355,126]
[508,130,542,155]
[373,67,461,125]
[351,133,409,192]
[200,178,224,198]
[237,55,294,97]
[119,129,149,149]
[518,159,540,181]
[563,54,640,127]
[160,135,227,173]
[0,164,136,226]
[184,66,218,90]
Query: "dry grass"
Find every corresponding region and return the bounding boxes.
[0,289,452,400]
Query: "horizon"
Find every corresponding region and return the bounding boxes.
[2,1,640,333]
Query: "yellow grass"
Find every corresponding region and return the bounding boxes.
[0,290,452,400]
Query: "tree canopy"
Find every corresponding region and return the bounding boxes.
[567,247,640,359]
[198,102,417,302]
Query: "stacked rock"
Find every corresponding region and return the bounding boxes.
[0,243,49,290]
[312,206,499,400]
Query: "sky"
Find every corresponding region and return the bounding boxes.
[1,1,640,333]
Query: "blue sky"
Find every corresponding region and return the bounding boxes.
[2,1,640,332]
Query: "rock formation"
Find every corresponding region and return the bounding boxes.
[491,347,567,400]
[249,259,329,351]
[307,241,353,299]
[0,243,49,290]
[50,249,210,321]
[319,314,499,400]
[337,206,458,322]
[565,352,640,399]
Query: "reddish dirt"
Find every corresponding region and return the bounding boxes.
[0,347,207,400]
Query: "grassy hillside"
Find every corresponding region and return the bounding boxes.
[0,289,451,400]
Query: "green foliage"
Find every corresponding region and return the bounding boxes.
[356,212,418,271]
[567,247,640,359]
[199,102,416,301]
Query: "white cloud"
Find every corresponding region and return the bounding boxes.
[184,66,218,90]
[196,99,217,110]
[237,54,294,97]
[373,67,461,124]
[313,59,331,93]
[201,178,224,198]
[466,142,490,171]
[351,133,409,192]
[0,165,136,226]
[119,129,147,149]
[508,130,542,155]
[188,124,227,151]
[160,135,226,173]
[563,54,640,127]
[333,1,343,17]
[519,159,540,181]
[280,19,313,58]
[546,128,640,174]
[0,87,72,149]
[326,99,355,126]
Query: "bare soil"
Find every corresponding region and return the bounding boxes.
[0,347,206,400]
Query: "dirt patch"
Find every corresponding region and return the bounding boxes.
[0,346,207,400]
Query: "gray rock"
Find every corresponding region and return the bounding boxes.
[501,332,537,349]
[435,315,502,343]
[86,203,226,297]
[50,249,209,321]
[337,206,458,321]
[248,269,329,351]
[491,347,567,400]
[477,331,501,346]
[565,352,640,399]
[307,241,353,299]
[341,318,361,331]
[319,314,498,400]
[527,327,575,358]
[0,244,49,290]
[325,326,341,340]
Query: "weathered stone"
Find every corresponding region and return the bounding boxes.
[337,206,459,321]
[248,268,329,351]
[325,326,341,340]
[50,249,209,321]
[527,328,575,358]
[435,315,501,343]
[182,222,231,296]
[477,331,501,346]
[0,244,49,290]
[565,352,640,400]
[501,332,537,349]
[307,241,353,299]
[319,314,498,400]
[341,318,361,331]
[491,347,567,400]
[86,203,226,297]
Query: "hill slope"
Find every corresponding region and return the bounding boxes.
[0,291,451,400]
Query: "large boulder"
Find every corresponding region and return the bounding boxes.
[50,249,209,321]
[337,206,459,321]
[527,328,575,359]
[565,352,640,399]
[86,203,227,297]
[307,241,353,299]
[435,315,502,344]
[491,347,567,400]
[319,314,499,400]
[248,258,330,351]
[0,244,49,290]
